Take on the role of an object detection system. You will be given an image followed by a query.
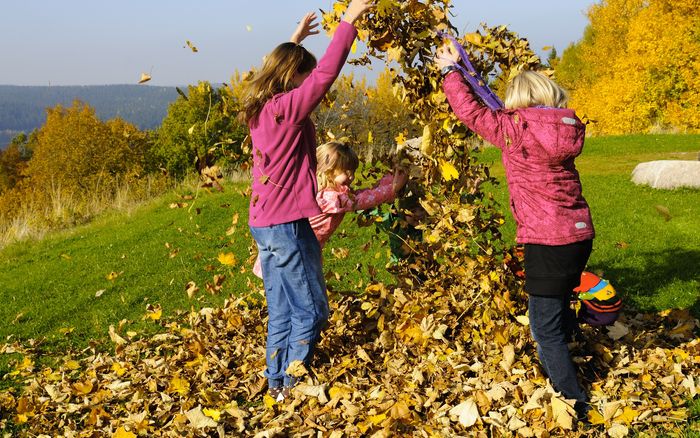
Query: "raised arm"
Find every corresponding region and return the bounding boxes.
[436,43,521,150]
[277,1,373,125]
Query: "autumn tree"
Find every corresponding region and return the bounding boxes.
[315,69,418,160]
[153,81,248,178]
[556,0,700,134]
[0,132,33,194]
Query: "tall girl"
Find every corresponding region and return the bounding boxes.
[435,44,595,420]
[239,1,373,401]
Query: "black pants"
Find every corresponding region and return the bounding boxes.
[524,240,593,418]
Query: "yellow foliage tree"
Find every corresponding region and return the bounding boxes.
[557,0,700,134]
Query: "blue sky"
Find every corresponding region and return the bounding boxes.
[1,1,596,86]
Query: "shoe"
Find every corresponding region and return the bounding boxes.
[268,386,291,402]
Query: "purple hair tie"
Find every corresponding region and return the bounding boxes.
[437,31,504,111]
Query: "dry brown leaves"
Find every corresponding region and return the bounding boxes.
[1,282,698,436]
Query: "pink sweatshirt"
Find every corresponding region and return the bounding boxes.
[443,72,595,245]
[248,22,358,227]
[253,174,397,277]
[310,174,396,247]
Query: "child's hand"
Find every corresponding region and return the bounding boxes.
[290,12,319,44]
[435,42,460,69]
[392,170,409,193]
[343,0,374,25]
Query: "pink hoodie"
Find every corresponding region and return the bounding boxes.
[248,22,358,227]
[443,72,595,245]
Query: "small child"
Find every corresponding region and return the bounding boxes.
[254,141,408,277]
[436,43,596,420]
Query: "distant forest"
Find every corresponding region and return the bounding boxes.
[0,85,179,148]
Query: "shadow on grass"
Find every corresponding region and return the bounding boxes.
[590,248,700,319]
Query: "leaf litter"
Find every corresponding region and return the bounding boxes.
[1,283,698,436]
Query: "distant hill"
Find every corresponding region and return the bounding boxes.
[0,84,179,148]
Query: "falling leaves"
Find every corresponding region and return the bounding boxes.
[184,40,198,53]
[654,204,672,221]
[138,73,151,84]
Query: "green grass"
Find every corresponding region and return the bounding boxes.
[0,133,698,353]
[476,133,700,316]
[0,183,390,352]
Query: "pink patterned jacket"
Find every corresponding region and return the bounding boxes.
[253,174,396,278]
[443,71,595,245]
[310,174,396,248]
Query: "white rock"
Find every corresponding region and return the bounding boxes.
[631,160,700,190]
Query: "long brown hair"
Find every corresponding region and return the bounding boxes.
[239,43,317,126]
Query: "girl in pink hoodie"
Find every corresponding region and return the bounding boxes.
[436,43,595,421]
[239,1,372,401]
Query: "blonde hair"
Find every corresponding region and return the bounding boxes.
[239,43,317,126]
[316,142,360,190]
[504,70,569,110]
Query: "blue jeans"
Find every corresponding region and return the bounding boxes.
[250,219,328,388]
[528,294,589,416]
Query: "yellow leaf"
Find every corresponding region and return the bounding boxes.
[218,252,236,266]
[112,362,127,376]
[367,130,374,143]
[188,124,196,135]
[439,160,459,181]
[185,40,198,53]
[614,407,638,425]
[263,393,277,409]
[138,73,151,84]
[72,380,94,395]
[64,360,80,370]
[168,376,190,396]
[16,413,28,424]
[368,412,387,425]
[588,409,606,425]
[421,124,433,156]
[146,307,162,321]
[351,39,358,54]
[202,408,221,422]
[113,427,137,438]
[395,132,406,145]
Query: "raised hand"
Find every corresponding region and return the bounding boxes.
[343,0,374,25]
[435,42,461,69]
[290,12,320,44]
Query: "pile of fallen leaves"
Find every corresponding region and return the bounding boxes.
[1,280,698,436]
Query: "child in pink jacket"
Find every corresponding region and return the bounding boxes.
[239,1,372,401]
[436,43,595,421]
[253,141,408,277]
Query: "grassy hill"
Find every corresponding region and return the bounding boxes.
[0,134,698,353]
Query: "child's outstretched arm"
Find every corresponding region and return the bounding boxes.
[278,1,373,126]
[353,170,406,211]
[435,43,521,150]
